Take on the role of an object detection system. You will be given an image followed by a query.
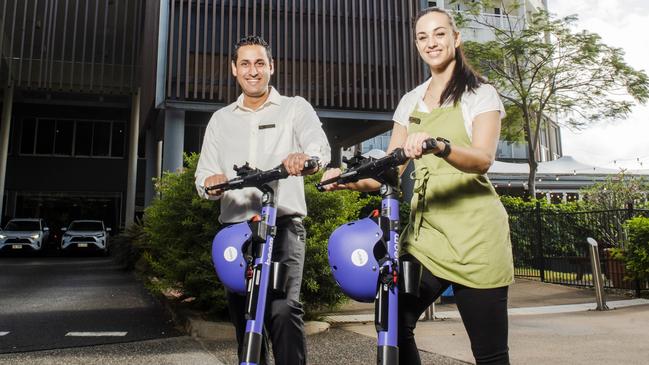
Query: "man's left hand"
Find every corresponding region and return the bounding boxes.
[283,153,318,176]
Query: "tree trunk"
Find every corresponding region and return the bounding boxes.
[528,159,538,199]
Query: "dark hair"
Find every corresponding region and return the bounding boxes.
[233,35,273,63]
[414,7,485,106]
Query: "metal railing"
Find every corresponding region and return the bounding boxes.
[510,203,649,295]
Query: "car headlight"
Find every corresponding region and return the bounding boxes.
[31,234,41,239]
[95,233,105,238]
[0,234,6,239]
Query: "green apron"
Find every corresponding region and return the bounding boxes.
[402,103,514,289]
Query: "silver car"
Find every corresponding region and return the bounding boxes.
[0,218,50,253]
[61,220,111,254]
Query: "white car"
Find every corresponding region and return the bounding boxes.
[61,220,111,254]
[0,218,50,253]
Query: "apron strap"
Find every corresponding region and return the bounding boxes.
[410,166,431,240]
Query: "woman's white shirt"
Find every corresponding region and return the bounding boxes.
[392,78,506,141]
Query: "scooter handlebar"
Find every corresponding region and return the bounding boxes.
[205,158,319,193]
[315,138,436,191]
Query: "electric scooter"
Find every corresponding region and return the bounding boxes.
[207,159,318,365]
[316,139,436,365]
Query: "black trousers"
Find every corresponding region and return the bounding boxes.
[399,254,510,365]
[226,216,307,365]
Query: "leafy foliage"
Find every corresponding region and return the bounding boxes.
[131,154,386,318]
[580,173,648,211]
[612,217,649,282]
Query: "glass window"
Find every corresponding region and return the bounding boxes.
[35,119,56,154]
[69,221,104,231]
[20,118,36,154]
[5,220,41,231]
[138,136,146,158]
[75,121,93,156]
[111,122,126,157]
[92,122,111,156]
[54,120,74,155]
[184,125,201,154]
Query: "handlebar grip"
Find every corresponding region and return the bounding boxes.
[422,138,437,152]
[304,158,319,171]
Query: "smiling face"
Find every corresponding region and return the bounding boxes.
[231,44,274,99]
[414,11,461,72]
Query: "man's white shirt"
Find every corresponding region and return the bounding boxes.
[195,87,331,223]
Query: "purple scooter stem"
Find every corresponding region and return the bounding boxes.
[241,202,276,365]
[208,159,319,365]
[321,139,436,365]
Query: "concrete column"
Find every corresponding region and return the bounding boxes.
[0,84,14,226]
[125,89,141,227]
[157,141,163,180]
[162,109,185,173]
[144,127,157,207]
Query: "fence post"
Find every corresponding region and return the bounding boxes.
[586,237,608,311]
[535,201,545,282]
[627,202,643,297]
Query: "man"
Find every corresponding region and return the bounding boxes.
[195,35,331,365]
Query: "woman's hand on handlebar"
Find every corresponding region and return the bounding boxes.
[404,132,439,159]
[319,168,348,191]
[204,174,228,196]
[283,153,319,176]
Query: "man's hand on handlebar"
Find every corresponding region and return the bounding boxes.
[319,168,348,191]
[204,173,228,196]
[283,153,319,176]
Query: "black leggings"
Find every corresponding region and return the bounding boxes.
[399,254,510,365]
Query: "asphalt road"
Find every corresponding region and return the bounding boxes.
[0,254,180,354]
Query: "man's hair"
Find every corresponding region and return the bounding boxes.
[414,7,486,106]
[232,35,273,63]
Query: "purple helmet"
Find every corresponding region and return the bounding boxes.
[212,222,252,295]
[328,218,383,302]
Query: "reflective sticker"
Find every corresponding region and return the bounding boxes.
[351,249,369,267]
[224,246,238,262]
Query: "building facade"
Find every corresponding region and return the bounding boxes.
[1,0,432,230]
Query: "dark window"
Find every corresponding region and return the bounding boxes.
[54,120,74,155]
[184,125,201,154]
[111,122,126,157]
[5,220,41,231]
[494,7,501,15]
[138,136,146,158]
[20,118,36,154]
[35,119,56,154]
[92,122,111,156]
[69,221,104,231]
[75,121,93,156]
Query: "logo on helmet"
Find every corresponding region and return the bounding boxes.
[224,246,239,262]
[351,249,369,267]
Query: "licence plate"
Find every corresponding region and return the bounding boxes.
[12,245,22,249]
[78,243,88,248]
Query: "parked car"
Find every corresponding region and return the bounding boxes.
[0,218,50,253]
[60,220,111,255]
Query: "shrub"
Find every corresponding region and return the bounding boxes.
[137,154,386,318]
[611,217,649,282]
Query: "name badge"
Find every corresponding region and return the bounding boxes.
[408,116,421,125]
[259,123,276,130]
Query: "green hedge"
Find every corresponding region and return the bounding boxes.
[612,217,649,282]
[125,153,384,318]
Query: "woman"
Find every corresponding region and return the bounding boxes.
[321,7,514,365]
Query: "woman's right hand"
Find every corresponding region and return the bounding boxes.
[319,168,348,191]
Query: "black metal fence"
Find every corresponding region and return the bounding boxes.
[510,203,649,295]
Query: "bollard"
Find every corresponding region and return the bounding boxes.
[424,303,435,321]
[586,237,609,311]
